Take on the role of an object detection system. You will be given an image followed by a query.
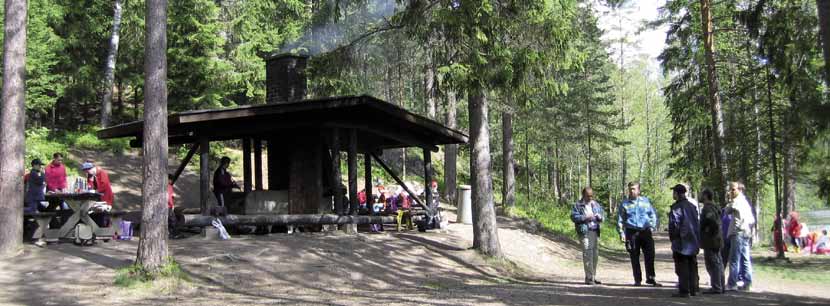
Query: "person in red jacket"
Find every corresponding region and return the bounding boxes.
[83,161,114,227]
[83,161,114,205]
[45,152,67,192]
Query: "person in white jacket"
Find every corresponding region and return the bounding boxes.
[726,182,755,292]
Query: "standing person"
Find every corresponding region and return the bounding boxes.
[82,161,114,205]
[44,153,67,192]
[721,200,734,266]
[167,174,181,239]
[787,212,802,253]
[24,159,47,214]
[699,188,724,294]
[571,187,604,285]
[668,184,700,298]
[617,182,662,287]
[726,181,755,292]
[82,161,115,227]
[213,156,239,207]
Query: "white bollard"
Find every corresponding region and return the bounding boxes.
[456,185,473,224]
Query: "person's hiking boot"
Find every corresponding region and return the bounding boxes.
[725,285,739,292]
[593,280,602,285]
[738,284,752,292]
[703,289,723,295]
[584,280,595,285]
[633,282,642,287]
[646,280,663,287]
[671,293,690,298]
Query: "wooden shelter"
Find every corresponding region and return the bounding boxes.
[97,54,467,225]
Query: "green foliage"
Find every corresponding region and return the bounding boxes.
[512,193,623,249]
[25,128,69,168]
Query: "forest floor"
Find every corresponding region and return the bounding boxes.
[2,150,829,305]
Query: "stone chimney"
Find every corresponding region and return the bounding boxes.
[263,53,308,104]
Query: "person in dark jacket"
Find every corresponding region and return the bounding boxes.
[668,184,700,298]
[571,187,604,285]
[25,159,47,213]
[699,188,724,294]
[213,156,239,207]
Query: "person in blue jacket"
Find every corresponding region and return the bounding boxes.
[617,182,662,287]
[668,184,701,298]
[571,187,604,285]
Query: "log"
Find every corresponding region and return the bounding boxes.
[183,214,397,227]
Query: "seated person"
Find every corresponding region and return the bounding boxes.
[816,230,830,255]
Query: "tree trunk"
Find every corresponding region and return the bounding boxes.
[0,0,27,258]
[818,0,830,87]
[468,89,502,257]
[443,91,458,203]
[100,0,124,128]
[502,111,515,208]
[136,0,169,273]
[424,58,437,119]
[552,144,562,201]
[700,0,728,198]
[783,134,797,214]
[766,64,785,259]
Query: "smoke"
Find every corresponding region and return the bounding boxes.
[277,0,399,56]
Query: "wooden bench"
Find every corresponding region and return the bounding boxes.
[23,211,58,242]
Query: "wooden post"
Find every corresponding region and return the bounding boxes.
[199,138,210,216]
[348,129,358,215]
[371,153,428,210]
[243,138,252,193]
[331,128,343,214]
[424,148,434,215]
[254,138,263,190]
[364,153,373,207]
[172,143,198,184]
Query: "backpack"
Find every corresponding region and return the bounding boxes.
[74,223,95,246]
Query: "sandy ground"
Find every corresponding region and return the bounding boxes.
[3,150,827,305]
[2,204,829,306]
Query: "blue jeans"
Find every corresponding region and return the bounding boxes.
[727,235,752,288]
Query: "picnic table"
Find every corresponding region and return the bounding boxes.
[32,192,125,242]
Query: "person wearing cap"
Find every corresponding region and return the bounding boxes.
[45,152,67,192]
[82,161,114,205]
[213,156,240,207]
[24,159,47,214]
[725,181,755,292]
[571,187,605,285]
[668,184,700,298]
[699,188,724,294]
[83,161,115,227]
[617,182,662,287]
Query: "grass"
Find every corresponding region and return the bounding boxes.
[753,255,830,285]
[114,259,191,292]
[512,195,624,250]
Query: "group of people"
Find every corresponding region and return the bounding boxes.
[571,181,757,298]
[781,211,830,255]
[24,153,114,213]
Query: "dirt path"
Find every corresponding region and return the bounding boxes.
[2,206,828,305]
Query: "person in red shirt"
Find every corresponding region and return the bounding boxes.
[83,161,114,227]
[168,174,181,239]
[45,153,67,192]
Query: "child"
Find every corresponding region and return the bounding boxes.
[25,159,46,214]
